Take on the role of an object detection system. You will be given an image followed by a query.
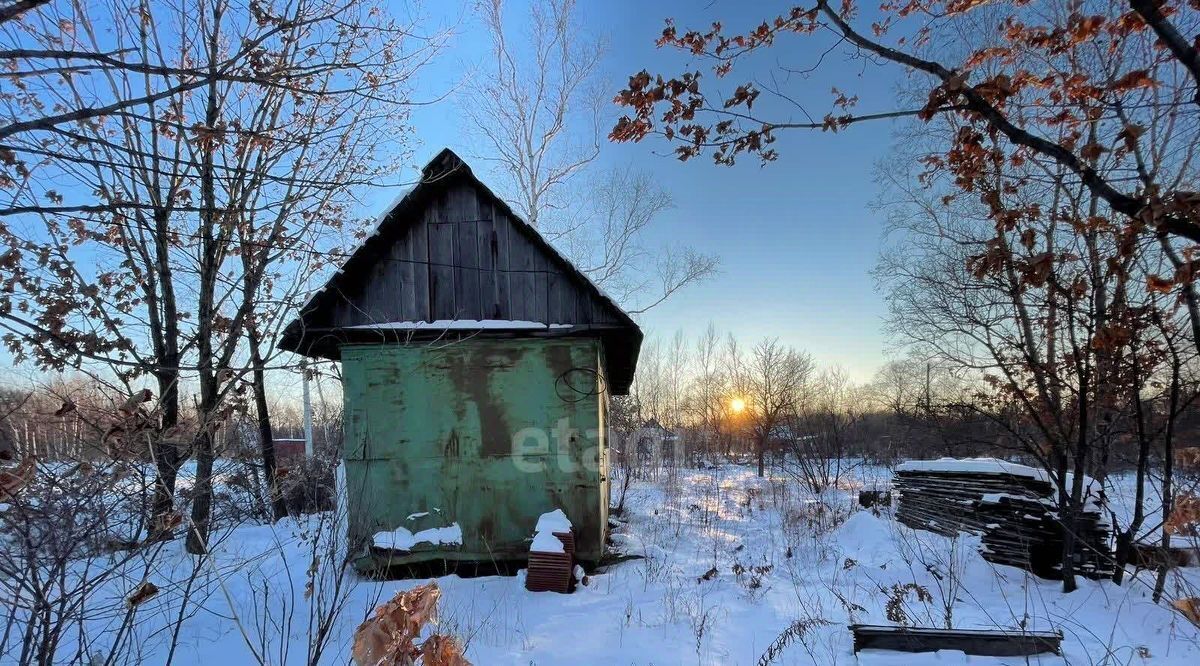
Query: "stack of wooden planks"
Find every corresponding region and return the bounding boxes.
[894,458,1113,580]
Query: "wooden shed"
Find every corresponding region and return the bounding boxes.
[280,148,642,574]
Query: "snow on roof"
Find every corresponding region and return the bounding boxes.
[348,185,416,256]
[535,509,573,533]
[899,457,1108,519]
[528,509,571,553]
[980,493,1019,503]
[530,530,565,554]
[897,456,1100,486]
[298,186,418,307]
[372,522,462,551]
[896,457,1046,478]
[346,319,575,331]
[375,186,415,226]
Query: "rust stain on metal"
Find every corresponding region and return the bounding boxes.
[341,339,609,574]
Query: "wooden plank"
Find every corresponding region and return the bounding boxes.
[510,220,539,321]
[477,193,499,319]
[493,203,511,319]
[543,271,557,323]
[428,196,456,320]
[417,214,432,321]
[895,467,1114,580]
[548,270,572,324]
[399,217,417,321]
[333,273,371,328]
[329,289,351,327]
[453,186,482,320]
[571,282,589,324]
[356,264,377,323]
[514,217,534,321]
[1131,543,1197,568]
[849,625,1062,657]
[309,178,634,332]
[589,278,617,324]
[529,244,547,323]
[379,244,405,323]
[575,282,593,325]
[455,219,482,320]
[368,258,389,323]
[411,214,431,321]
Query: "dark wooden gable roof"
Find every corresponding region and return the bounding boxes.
[279,148,643,393]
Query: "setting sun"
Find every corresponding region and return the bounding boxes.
[729,397,746,414]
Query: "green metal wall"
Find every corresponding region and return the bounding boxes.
[341,338,608,572]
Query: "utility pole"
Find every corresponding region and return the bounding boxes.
[924,362,932,414]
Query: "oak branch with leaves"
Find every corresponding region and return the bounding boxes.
[611,0,1200,254]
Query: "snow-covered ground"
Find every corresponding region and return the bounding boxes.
[6,463,1200,664]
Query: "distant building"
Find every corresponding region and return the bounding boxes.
[270,438,306,466]
[634,418,679,462]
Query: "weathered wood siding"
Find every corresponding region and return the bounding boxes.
[324,182,619,329]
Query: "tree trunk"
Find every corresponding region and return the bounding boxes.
[186,5,223,556]
[756,434,766,477]
[249,329,287,522]
[185,403,216,554]
[185,365,220,553]
[1061,432,1090,593]
[1153,355,1180,603]
[1113,375,1152,585]
[1059,504,1078,593]
[148,196,184,539]
[1113,531,1132,586]
[148,366,182,540]
[1054,443,1077,592]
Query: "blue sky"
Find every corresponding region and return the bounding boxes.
[0,0,913,390]
[375,0,908,382]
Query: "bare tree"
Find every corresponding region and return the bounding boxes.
[613,1,1200,254]
[868,359,986,459]
[691,323,727,460]
[0,0,442,550]
[561,169,718,312]
[734,338,813,478]
[0,0,296,179]
[564,169,671,289]
[464,0,603,231]
[0,392,175,664]
[181,0,439,554]
[465,0,717,312]
[664,329,691,429]
[785,367,859,494]
[607,393,641,514]
[879,117,1198,590]
[220,0,441,524]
